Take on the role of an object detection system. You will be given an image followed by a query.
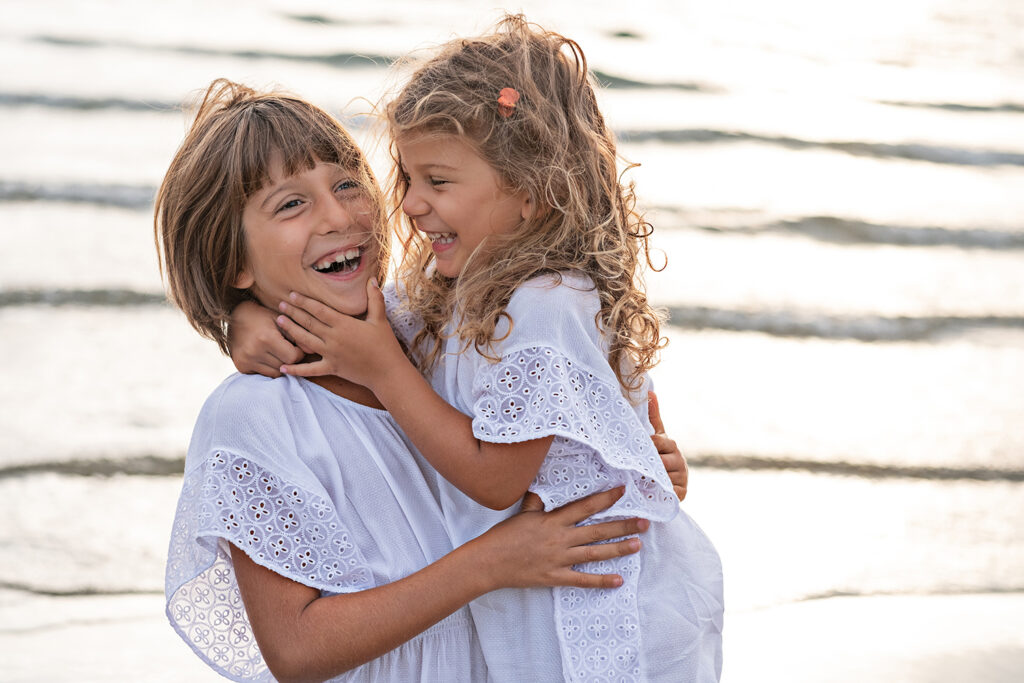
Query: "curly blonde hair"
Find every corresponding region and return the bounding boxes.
[388,14,665,392]
[155,79,388,353]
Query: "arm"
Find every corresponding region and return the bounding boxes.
[227,300,305,377]
[232,487,647,683]
[277,283,551,510]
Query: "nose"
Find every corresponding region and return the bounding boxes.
[317,193,356,234]
[401,181,428,219]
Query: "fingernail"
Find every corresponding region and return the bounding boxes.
[278,302,287,312]
[289,292,297,300]
[280,366,289,375]
[276,316,287,326]
[611,576,623,587]
[629,538,642,551]
[637,519,650,532]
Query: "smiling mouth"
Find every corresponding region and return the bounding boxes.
[312,247,363,274]
[427,232,456,246]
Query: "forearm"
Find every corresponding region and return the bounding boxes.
[234,539,495,683]
[372,360,550,509]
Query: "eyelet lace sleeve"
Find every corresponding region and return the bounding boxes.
[165,451,374,682]
[471,345,678,521]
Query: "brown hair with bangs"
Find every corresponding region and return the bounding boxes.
[388,14,665,394]
[154,78,387,354]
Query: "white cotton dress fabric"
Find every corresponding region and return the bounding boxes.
[165,373,488,682]
[388,273,725,682]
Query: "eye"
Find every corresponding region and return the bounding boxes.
[335,179,359,192]
[429,177,448,187]
[275,198,304,214]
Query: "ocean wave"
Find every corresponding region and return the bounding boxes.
[0,454,183,479]
[31,34,394,68]
[664,305,1024,342]
[619,128,1024,167]
[0,581,159,599]
[0,92,177,112]
[0,289,167,308]
[664,214,1024,250]
[0,180,154,209]
[592,70,719,93]
[4,451,1020,483]
[880,100,1024,115]
[688,453,1024,482]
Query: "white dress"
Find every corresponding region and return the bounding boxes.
[165,373,488,682]
[389,273,724,682]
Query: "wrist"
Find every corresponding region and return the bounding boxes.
[369,354,422,400]
[451,535,504,596]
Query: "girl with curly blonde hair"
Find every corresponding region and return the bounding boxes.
[237,14,723,682]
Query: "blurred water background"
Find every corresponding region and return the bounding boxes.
[1,0,1022,681]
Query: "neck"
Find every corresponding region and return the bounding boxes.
[308,374,385,410]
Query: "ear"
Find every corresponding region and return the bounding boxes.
[520,192,533,221]
[233,265,254,290]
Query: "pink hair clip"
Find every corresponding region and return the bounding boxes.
[497,87,520,118]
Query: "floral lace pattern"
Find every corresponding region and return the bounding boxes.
[471,345,679,681]
[471,345,678,520]
[166,451,373,681]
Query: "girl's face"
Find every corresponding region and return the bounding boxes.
[398,133,529,278]
[236,157,379,315]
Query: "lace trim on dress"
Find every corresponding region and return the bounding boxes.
[165,451,374,682]
[471,345,678,522]
[471,345,680,681]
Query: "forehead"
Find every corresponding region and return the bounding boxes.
[397,133,479,167]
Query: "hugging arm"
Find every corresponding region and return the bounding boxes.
[232,288,692,507]
[276,282,552,510]
[227,300,305,377]
[231,488,647,683]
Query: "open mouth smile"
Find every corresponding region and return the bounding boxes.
[312,247,363,275]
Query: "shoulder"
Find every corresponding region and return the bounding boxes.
[200,372,290,423]
[503,271,600,330]
[486,271,604,358]
[509,271,599,310]
[187,374,312,473]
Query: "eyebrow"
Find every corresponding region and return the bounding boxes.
[258,182,296,211]
[406,162,459,173]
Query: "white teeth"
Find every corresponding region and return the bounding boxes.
[313,247,362,272]
[429,232,456,245]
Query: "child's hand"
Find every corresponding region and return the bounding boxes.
[649,391,688,501]
[276,279,407,388]
[476,488,649,590]
[228,300,305,377]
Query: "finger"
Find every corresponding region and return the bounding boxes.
[520,491,545,513]
[651,433,678,456]
[281,359,331,378]
[254,361,285,379]
[552,569,625,590]
[286,291,341,326]
[279,300,330,338]
[365,278,387,324]
[570,536,643,566]
[551,486,625,524]
[265,336,305,366]
[659,450,688,502]
[276,315,324,353]
[572,517,649,546]
[648,391,666,434]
